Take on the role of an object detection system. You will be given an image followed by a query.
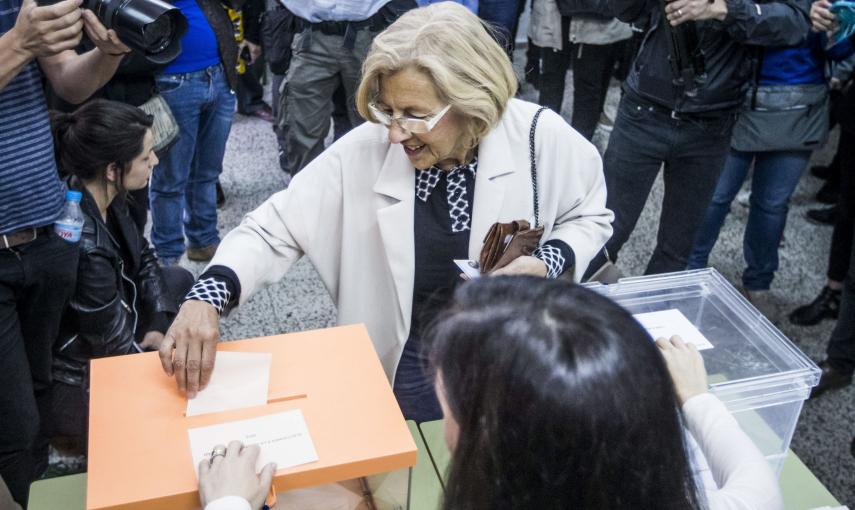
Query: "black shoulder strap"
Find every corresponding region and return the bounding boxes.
[529,106,548,228]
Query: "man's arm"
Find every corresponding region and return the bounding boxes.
[38,9,130,104]
[0,0,83,92]
[721,0,811,45]
[664,0,810,46]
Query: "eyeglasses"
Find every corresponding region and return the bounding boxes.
[368,103,452,134]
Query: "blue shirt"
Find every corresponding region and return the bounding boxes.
[760,33,855,85]
[163,0,220,74]
[0,0,65,234]
[280,0,389,22]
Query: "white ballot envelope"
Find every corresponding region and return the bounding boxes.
[633,308,714,350]
[186,351,272,417]
[188,409,319,477]
[454,259,481,280]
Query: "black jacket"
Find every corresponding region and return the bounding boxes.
[53,178,175,388]
[611,0,811,113]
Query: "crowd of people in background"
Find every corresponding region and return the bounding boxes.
[0,0,854,507]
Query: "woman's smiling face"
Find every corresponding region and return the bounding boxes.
[377,67,470,170]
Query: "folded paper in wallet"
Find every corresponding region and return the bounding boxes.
[479,220,544,273]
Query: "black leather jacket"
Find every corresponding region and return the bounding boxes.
[611,0,811,113]
[53,178,175,387]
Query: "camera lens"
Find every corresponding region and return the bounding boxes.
[86,0,187,64]
[140,14,174,53]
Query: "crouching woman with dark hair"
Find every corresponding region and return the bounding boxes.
[196,276,783,510]
[50,99,194,454]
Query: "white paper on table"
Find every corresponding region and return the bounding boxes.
[633,308,714,350]
[188,409,319,478]
[186,351,272,417]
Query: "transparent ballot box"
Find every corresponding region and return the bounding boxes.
[585,268,820,476]
[87,325,416,510]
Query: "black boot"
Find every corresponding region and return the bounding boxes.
[216,180,226,208]
[789,286,841,326]
[815,181,839,205]
[806,206,837,226]
[810,164,834,180]
[810,360,853,399]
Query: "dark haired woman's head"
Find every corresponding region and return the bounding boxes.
[428,276,703,510]
[51,99,156,194]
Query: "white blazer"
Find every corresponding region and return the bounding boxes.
[208,99,613,381]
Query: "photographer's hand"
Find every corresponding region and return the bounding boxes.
[82,9,130,56]
[8,0,83,58]
[665,0,728,25]
[0,0,83,93]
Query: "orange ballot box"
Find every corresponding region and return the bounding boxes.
[87,324,418,510]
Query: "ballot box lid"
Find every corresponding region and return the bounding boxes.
[87,324,417,510]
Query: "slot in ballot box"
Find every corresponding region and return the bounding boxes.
[87,324,417,510]
[585,268,821,477]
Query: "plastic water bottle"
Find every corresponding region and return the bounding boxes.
[54,190,84,243]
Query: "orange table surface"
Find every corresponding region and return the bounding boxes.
[87,324,417,510]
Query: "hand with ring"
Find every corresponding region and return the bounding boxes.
[198,440,277,509]
[210,445,227,463]
[665,0,728,26]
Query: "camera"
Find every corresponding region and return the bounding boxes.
[40,0,188,64]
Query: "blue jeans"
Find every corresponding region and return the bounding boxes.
[687,148,810,290]
[150,64,235,260]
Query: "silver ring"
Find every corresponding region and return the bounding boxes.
[677,8,683,15]
[210,446,226,463]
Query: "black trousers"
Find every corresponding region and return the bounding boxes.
[0,230,78,506]
[584,93,737,277]
[827,127,854,282]
[236,56,267,115]
[538,17,626,140]
[827,220,855,374]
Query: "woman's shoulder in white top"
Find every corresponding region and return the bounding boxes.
[683,392,784,510]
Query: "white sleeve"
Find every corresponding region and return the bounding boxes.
[682,393,784,510]
[204,495,253,510]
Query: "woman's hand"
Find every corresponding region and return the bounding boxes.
[810,0,837,33]
[139,331,165,351]
[159,299,220,398]
[198,441,276,509]
[655,335,709,405]
[490,255,547,277]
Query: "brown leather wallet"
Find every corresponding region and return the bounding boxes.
[479,220,544,273]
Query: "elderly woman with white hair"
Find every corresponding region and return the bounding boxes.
[160,1,612,429]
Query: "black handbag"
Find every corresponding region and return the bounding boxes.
[260,6,298,75]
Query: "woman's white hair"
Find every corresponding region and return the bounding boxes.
[356,1,518,147]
